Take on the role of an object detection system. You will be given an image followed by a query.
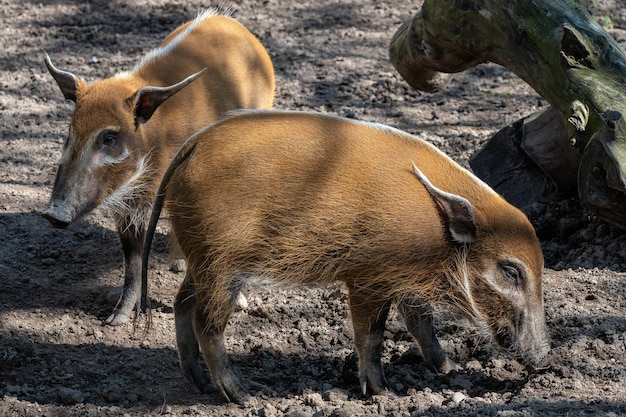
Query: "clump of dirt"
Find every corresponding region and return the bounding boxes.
[1,1,625,416]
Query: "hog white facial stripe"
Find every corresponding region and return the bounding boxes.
[483,260,526,302]
[69,126,123,167]
[100,148,131,166]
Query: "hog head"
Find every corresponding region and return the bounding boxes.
[412,164,550,368]
[41,53,204,229]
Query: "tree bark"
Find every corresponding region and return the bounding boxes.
[469,106,581,209]
[389,0,626,228]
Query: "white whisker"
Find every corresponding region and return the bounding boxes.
[102,152,155,233]
[443,248,487,329]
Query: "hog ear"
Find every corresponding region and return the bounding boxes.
[132,68,207,127]
[412,163,477,245]
[44,51,85,102]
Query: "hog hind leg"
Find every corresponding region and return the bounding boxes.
[175,271,215,393]
[397,297,459,374]
[193,272,249,404]
[346,287,395,396]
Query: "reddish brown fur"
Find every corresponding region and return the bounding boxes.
[144,110,549,403]
[66,13,275,204]
[43,10,275,325]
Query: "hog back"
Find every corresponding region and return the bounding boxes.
[165,111,531,302]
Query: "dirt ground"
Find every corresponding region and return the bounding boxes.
[1,0,625,416]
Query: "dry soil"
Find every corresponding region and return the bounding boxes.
[1,1,625,416]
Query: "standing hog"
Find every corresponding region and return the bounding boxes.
[142,110,550,404]
[42,9,275,325]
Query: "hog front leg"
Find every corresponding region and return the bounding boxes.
[397,297,459,373]
[105,220,145,325]
[347,289,394,396]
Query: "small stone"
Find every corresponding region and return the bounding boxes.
[491,358,506,369]
[450,374,474,391]
[596,223,610,237]
[333,402,366,417]
[233,292,248,311]
[322,388,349,402]
[58,387,84,405]
[393,382,404,392]
[284,411,313,417]
[104,388,122,403]
[582,227,595,241]
[304,392,325,408]
[170,258,186,273]
[465,359,483,372]
[259,402,278,417]
[451,392,466,404]
[41,257,56,266]
[5,384,23,394]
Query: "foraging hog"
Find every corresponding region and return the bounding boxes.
[42,9,275,325]
[143,110,550,403]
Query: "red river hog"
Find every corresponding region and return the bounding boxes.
[142,110,550,403]
[42,9,275,325]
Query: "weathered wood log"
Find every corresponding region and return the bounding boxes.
[389,0,626,228]
[467,115,556,210]
[469,106,580,209]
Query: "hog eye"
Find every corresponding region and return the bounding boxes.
[101,131,118,147]
[95,130,120,151]
[502,263,523,286]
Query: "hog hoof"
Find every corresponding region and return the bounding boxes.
[186,366,215,394]
[213,375,250,404]
[221,386,250,405]
[370,387,398,398]
[105,311,131,326]
[104,287,137,325]
[438,358,461,374]
[198,381,217,395]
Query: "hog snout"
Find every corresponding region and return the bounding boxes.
[519,309,551,368]
[43,164,99,229]
[496,310,551,369]
[520,331,551,369]
[42,202,74,229]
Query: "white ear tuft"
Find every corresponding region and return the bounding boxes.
[412,162,477,245]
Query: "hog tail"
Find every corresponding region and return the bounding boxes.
[140,136,199,332]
